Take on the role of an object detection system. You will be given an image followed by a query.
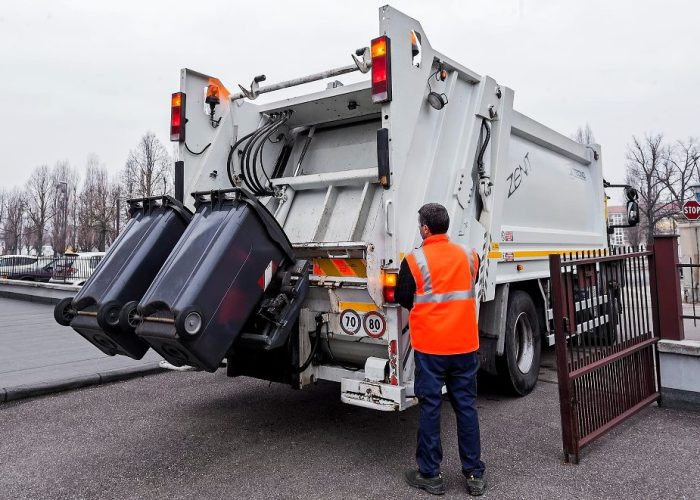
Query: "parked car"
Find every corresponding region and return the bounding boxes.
[49,252,105,286]
[0,255,39,280]
[18,258,60,282]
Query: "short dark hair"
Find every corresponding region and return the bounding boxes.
[418,203,449,234]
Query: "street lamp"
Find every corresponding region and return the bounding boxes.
[57,181,68,254]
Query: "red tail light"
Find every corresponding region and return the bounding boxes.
[170,92,186,142]
[371,36,391,103]
[382,271,398,303]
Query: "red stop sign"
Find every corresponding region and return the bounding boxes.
[684,200,700,220]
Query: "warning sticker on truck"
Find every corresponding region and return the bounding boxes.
[313,258,367,278]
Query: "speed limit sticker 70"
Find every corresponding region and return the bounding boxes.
[340,309,361,335]
[363,311,386,338]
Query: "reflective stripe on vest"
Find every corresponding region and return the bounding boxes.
[414,289,476,304]
[412,246,475,303]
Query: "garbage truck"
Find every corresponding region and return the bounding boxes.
[54,5,638,410]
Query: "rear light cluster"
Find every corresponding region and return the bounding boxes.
[170,92,186,142]
[371,36,392,103]
[382,271,398,303]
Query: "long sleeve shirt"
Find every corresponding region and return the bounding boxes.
[395,258,417,311]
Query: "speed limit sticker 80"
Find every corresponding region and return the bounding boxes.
[363,311,386,338]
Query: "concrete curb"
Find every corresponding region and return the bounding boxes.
[1,363,165,403]
[661,387,700,412]
[0,279,79,305]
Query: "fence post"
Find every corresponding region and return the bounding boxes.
[549,254,577,463]
[652,235,684,341]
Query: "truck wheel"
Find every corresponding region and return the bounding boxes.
[54,297,76,326]
[497,290,542,396]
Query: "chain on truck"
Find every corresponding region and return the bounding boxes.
[54,5,639,411]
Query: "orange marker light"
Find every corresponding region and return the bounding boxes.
[383,272,398,287]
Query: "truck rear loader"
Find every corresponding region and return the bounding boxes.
[55,6,638,410]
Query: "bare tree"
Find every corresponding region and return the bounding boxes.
[625,134,676,245]
[572,124,595,145]
[25,165,54,254]
[122,132,172,199]
[659,138,700,209]
[2,189,26,254]
[0,188,7,253]
[77,155,117,251]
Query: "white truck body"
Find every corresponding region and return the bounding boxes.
[174,5,608,410]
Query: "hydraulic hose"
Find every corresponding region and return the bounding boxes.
[251,113,290,195]
[242,116,281,193]
[476,118,491,176]
[227,129,259,188]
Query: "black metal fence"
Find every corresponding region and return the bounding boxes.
[0,255,103,284]
[549,248,660,463]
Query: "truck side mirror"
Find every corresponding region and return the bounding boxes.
[627,200,639,226]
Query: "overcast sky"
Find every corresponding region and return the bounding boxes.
[0,0,698,193]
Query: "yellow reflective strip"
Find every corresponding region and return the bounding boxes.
[338,301,378,312]
[488,249,609,260]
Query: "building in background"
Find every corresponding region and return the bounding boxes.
[607,205,629,248]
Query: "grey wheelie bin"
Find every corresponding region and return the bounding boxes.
[135,188,307,372]
[53,196,192,359]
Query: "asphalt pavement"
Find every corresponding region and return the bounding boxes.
[0,297,162,401]
[1,359,698,499]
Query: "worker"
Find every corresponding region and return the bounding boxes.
[397,203,486,496]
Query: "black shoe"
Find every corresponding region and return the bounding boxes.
[404,469,446,495]
[465,473,487,496]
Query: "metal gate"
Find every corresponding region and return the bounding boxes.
[549,249,661,463]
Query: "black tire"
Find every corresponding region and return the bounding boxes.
[97,300,122,330]
[54,297,76,326]
[118,301,141,333]
[497,290,542,396]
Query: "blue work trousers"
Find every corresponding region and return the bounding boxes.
[414,351,485,479]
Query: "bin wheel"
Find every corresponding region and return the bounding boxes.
[496,290,542,396]
[54,297,76,326]
[175,306,204,340]
[98,300,122,329]
[118,301,141,332]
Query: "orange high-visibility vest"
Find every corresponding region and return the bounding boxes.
[405,234,479,355]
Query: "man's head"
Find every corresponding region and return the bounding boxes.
[418,203,449,240]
